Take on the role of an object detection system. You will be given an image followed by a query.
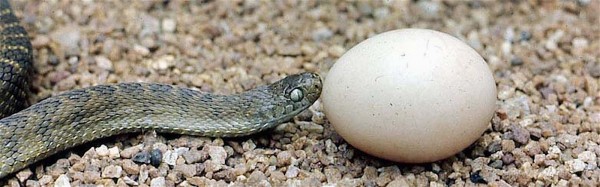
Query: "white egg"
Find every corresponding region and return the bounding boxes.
[322,29,496,163]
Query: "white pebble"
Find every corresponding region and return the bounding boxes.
[577,151,596,162]
[583,97,593,108]
[577,151,597,169]
[518,118,534,127]
[122,176,139,185]
[544,30,564,50]
[94,56,113,70]
[162,150,178,166]
[285,166,299,178]
[566,159,586,173]
[133,44,150,56]
[328,45,346,58]
[504,27,515,41]
[54,174,71,187]
[96,145,109,157]
[148,55,175,70]
[150,177,166,187]
[548,146,562,158]
[174,147,190,156]
[501,41,511,56]
[101,165,123,178]
[538,167,557,179]
[242,141,256,151]
[139,165,149,183]
[572,37,589,49]
[108,146,120,159]
[208,146,228,164]
[162,19,177,33]
[589,112,600,123]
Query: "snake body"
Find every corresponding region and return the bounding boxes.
[0,0,322,179]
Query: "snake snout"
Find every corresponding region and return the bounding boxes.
[296,72,322,102]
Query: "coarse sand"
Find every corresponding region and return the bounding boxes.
[2,0,599,186]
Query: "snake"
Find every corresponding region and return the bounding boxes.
[0,0,322,179]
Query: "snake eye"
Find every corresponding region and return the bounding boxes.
[290,88,304,102]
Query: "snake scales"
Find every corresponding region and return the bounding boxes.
[0,0,322,179]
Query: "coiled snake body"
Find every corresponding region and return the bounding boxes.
[0,0,322,179]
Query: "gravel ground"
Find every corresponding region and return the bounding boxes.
[2,0,599,186]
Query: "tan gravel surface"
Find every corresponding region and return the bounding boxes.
[2,0,599,186]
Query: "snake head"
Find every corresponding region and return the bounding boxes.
[282,72,322,104]
[267,72,322,114]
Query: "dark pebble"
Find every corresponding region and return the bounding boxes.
[469,170,486,184]
[150,149,163,167]
[132,151,151,164]
[510,57,523,66]
[520,31,532,41]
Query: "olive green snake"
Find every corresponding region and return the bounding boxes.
[0,0,322,179]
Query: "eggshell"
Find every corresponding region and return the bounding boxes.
[322,29,497,163]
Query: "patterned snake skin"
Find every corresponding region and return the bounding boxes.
[0,0,322,179]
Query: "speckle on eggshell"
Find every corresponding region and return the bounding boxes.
[322,28,497,163]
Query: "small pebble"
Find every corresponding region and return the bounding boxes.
[510,125,530,144]
[54,174,71,187]
[162,150,177,166]
[121,160,140,174]
[94,56,113,70]
[139,165,149,183]
[247,170,268,186]
[312,27,333,42]
[96,145,109,157]
[519,31,532,41]
[577,151,596,165]
[182,149,209,164]
[16,169,33,182]
[162,19,176,33]
[101,165,123,178]
[108,146,120,158]
[50,25,81,55]
[133,44,150,56]
[132,151,152,164]
[566,159,586,173]
[83,170,101,183]
[469,171,486,184]
[305,123,324,134]
[150,177,166,187]
[285,166,300,178]
[122,176,139,185]
[175,164,197,178]
[38,175,53,186]
[277,151,293,166]
[25,180,40,187]
[208,146,227,164]
[151,149,163,167]
[203,160,222,173]
[120,145,142,158]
